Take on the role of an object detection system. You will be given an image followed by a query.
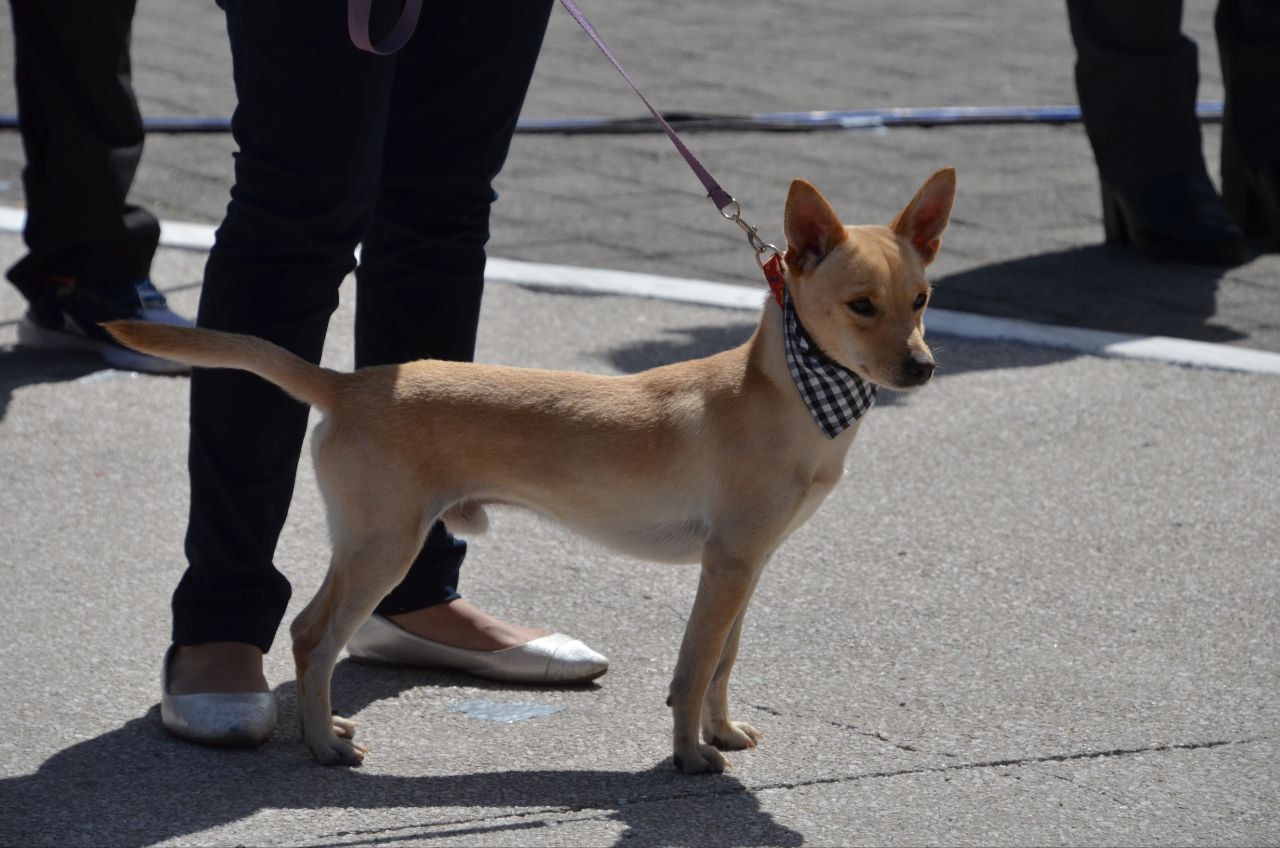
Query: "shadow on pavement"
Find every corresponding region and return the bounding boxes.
[932,244,1246,344]
[600,315,1080,412]
[0,346,114,422]
[605,321,760,375]
[599,243,1263,415]
[0,659,802,848]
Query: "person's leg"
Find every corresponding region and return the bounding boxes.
[6,0,156,299]
[354,1,552,643]
[1067,0,1243,263]
[169,0,395,692]
[1068,0,1201,185]
[353,0,553,374]
[1217,0,1280,237]
[1217,0,1280,166]
[6,0,187,371]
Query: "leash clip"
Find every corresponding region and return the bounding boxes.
[720,199,787,306]
[719,200,782,269]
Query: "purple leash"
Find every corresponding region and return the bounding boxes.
[347,0,780,268]
[347,0,423,56]
[550,0,781,270]
[553,0,735,213]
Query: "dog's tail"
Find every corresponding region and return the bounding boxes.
[103,320,342,411]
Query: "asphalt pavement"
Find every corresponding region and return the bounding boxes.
[0,1,1277,846]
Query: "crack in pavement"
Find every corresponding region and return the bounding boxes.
[1045,771,1132,808]
[304,807,607,847]
[823,720,958,758]
[750,703,959,758]
[300,737,1261,846]
[747,737,1261,795]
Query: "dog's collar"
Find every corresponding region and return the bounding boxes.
[781,292,878,438]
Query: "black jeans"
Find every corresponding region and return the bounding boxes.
[1068,0,1280,186]
[173,0,554,651]
[5,0,159,304]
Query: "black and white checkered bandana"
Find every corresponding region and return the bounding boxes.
[782,293,878,438]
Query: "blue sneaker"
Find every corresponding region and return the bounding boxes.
[17,277,192,374]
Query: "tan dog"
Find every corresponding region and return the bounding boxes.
[107,168,955,774]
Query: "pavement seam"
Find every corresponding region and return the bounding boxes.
[307,805,606,848]
[744,737,1263,796]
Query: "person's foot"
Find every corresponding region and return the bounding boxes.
[167,641,270,695]
[164,600,566,690]
[387,598,552,650]
[1222,158,1280,244]
[347,600,609,684]
[1220,116,1280,247]
[1101,167,1247,266]
[160,643,275,747]
[17,277,193,373]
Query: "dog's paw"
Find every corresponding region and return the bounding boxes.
[307,734,368,766]
[673,743,729,775]
[333,716,359,740]
[706,720,762,750]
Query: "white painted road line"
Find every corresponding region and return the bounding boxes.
[3,204,1278,376]
[922,309,1280,376]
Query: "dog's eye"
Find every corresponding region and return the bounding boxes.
[912,292,928,311]
[846,298,875,317]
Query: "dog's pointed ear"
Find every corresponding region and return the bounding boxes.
[891,167,956,265]
[784,179,847,274]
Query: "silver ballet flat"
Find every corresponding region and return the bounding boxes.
[346,614,608,684]
[160,645,276,747]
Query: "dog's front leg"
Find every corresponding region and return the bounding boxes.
[668,552,764,774]
[701,601,764,751]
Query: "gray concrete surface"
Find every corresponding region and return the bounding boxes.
[1,1,1278,846]
[0,237,1277,846]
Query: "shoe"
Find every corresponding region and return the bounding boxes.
[1222,158,1280,244]
[16,277,192,374]
[346,614,609,684]
[159,645,277,747]
[1220,109,1280,245]
[1101,167,1246,266]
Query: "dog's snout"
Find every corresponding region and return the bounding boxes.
[903,356,935,385]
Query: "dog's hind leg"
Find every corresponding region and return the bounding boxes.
[291,508,433,766]
[668,550,767,774]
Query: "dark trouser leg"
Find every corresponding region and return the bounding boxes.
[1217,0,1280,236]
[359,0,554,615]
[6,0,159,307]
[1067,0,1244,264]
[174,1,395,652]
[1067,0,1203,186]
[1217,0,1280,166]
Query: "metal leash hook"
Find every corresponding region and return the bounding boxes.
[719,199,782,269]
[720,199,788,306]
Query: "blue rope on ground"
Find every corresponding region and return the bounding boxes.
[0,102,1226,135]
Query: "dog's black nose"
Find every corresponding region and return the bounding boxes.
[903,357,935,384]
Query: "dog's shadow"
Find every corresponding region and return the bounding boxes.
[0,660,802,847]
